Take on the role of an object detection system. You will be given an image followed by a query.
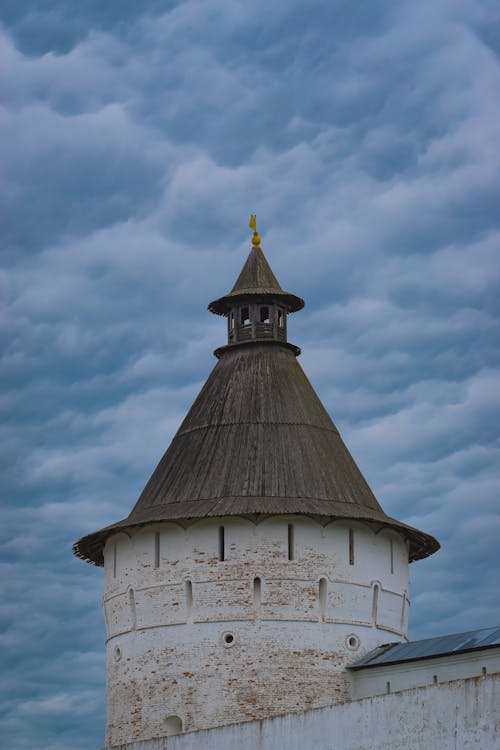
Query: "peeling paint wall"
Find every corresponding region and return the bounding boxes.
[103,516,409,746]
[108,673,499,750]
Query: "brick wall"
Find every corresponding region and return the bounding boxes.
[103,516,409,745]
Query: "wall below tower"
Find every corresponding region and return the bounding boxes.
[107,673,499,750]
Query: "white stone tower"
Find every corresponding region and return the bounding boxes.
[74,222,439,748]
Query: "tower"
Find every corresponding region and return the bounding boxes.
[74,220,439,747]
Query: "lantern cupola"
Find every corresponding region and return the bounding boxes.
[208,216,304,352]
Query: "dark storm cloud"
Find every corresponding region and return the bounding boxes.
[2,0,500,747]
[1,0,171,55]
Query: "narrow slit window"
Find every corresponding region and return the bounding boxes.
[253,577,261,609]
[319,577,327,620]
[277,309,284,328]
[348,528,355,565]
[372,584,379,625]
[287,524,294,561]
[113,543,117,578]
[218,526,225,561]
[433,674,438,684]
[390,538,394,574]
[185,579,193,619]
[240,307,250,325]
[386,681,391,694]
[260,306,270,323]
[154,532,160,569]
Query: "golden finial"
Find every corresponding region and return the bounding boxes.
[249,214,261,247]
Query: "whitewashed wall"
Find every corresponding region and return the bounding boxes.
[351,646,500,698]
[107,673,499,750]
[103,516,409,746]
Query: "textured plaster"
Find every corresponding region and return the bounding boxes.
[107,673,499,750]
[103,516,408,745]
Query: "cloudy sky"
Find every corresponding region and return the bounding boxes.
[2,1,500,748]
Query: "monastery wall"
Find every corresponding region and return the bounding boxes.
[351,645,500,699]
[107,673,499,750]
[103,516,409,745]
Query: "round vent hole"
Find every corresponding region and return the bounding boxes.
[346,634,360,650]
[222,632,236,648]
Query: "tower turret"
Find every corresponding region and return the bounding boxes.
[208,216,303,351]
[74,221,439,748]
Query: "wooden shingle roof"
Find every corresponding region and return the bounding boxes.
[74,346,439,565]
[73,242,439,566]
[208,245,304,315]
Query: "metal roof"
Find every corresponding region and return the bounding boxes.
[349,625,500,670]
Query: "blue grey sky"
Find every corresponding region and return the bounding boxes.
[1,1,500,748]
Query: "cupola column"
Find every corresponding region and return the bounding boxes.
[226,300,288,345]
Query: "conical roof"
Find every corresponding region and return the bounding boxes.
[73,240,439,566]
[208,245,304,315]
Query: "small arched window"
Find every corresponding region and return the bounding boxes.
[165,715,183,736]
[319,577,327,620]
[129,588,137,630]
[277,309,284,328]
[253,577,262,610]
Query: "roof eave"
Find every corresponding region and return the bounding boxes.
[73,505,439,567]
[208,291,305,316]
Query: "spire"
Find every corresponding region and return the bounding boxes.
[208,219,304,316]
[230,245,283,296]
[73,223,439,567]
